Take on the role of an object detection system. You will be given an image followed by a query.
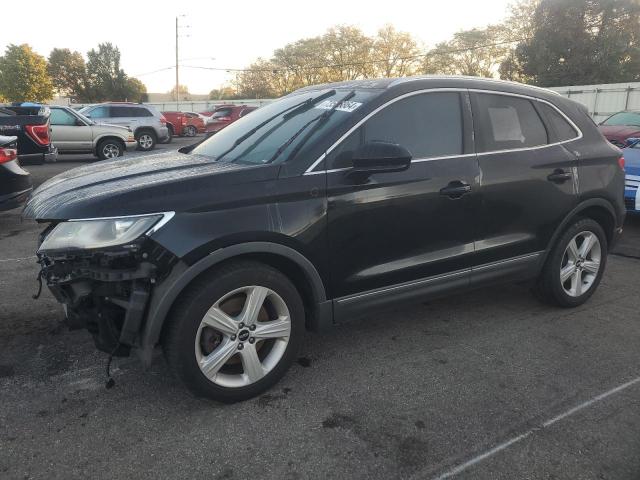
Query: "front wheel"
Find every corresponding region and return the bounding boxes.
[534,218,607,307]
[96,139,124,160]
[184,125,197,137]
[162,261,304,403]
[136,130,156,151]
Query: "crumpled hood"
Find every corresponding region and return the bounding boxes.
[23,151,273,220]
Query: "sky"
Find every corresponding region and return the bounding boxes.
[1,0,514,94]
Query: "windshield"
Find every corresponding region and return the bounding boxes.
[602,112,640,127]
[191,89,377,164]
[74,110,94,124]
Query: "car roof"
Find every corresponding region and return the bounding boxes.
[290,75,562,101]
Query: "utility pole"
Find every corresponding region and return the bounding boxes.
[175,16,180,109]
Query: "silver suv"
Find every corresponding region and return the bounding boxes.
[78,103,170,151]
[50,106,137,160]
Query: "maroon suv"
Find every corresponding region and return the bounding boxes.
[202,105,257,134]
[598,111,640,148]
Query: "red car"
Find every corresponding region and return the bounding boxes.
[598,111,640,148]
[202,105,257,134]
[162,111,206,137]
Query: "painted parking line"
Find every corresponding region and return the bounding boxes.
[427,376,640,480]
[0,255,37,263]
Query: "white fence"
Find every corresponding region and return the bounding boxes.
[549,82,640,123]
[144,99,274,112]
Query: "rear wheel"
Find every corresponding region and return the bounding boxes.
[136,130,156,151]
[96,139,123,160]
[534,218,607,307]
[162,261,304,403]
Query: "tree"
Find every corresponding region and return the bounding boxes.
[86,43,129,101]
[125,77,148,102]
[168,84,190,101]
[513,0,640,86]
[373,25,420,77]
[47,48,90,100]
[421,26,508,77]
[0,44,54,102]
[208,86,238,100]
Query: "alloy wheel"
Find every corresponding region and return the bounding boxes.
[102,143,120,159]
[194,285,291,388]
[138,134,153,149]
[560,231,601,297]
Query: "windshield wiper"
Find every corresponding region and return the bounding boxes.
[214,89,336,162]
[268,90,356,164]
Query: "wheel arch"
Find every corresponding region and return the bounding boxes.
[541,198,617,267]
[134,126,156,137]
[94,135,125,152]
[138,242,330,366]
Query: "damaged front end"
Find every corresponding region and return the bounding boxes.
[36,213,177,357]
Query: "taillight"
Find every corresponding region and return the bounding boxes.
[216,116,231,122]
[0,147,17,164]
[25,124,50,146]
[181,117,187,125]
[160,115,167,125]
[618,156,625,171]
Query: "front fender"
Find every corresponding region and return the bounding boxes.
[137,241,329,366]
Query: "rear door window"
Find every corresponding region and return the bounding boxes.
[110,106,131,118]
[472,93,548,152]
[327,92,463,169]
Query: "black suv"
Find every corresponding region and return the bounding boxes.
[25,77,625,402]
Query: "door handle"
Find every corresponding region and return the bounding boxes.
[440,181,471,199]
[547,169,573,183]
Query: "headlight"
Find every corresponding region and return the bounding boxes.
[38,212,173,252]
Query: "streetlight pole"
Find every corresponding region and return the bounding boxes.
[175,16,179,110]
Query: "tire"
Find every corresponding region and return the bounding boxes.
[185,125,197,137]
[162,260,305,403]
[534,218,607,308]
[96,138,124,160]
[136,130,157,151]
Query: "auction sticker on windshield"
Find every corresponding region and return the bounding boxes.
[315,100,362,112]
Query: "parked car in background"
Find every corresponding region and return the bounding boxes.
[78,103,170,151]
[162,111,206,137]
[599,111,640,148]
[25,77,625,402]
[204,105,257,135]
[623,138,640,213]
[50,106,137,160]
[0,135,32,211]
[0,103,57,164]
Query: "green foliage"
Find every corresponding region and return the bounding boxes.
[515,0,640,86]
[0,44,54,102]
[48,48,90,99]
[86,43,146,102]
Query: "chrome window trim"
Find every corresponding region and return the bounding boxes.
[303,87,583,175]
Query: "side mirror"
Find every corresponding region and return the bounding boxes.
[350,141,412,175]
[75,119,85,126]
[625,137,640,148]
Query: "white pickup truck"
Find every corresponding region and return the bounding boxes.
[50,106,138,160]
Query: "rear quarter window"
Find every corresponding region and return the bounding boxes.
[538,103,579,142]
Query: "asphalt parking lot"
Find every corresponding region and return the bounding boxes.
[1,138,640,480]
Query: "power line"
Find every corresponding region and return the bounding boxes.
[133,38,526,78]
